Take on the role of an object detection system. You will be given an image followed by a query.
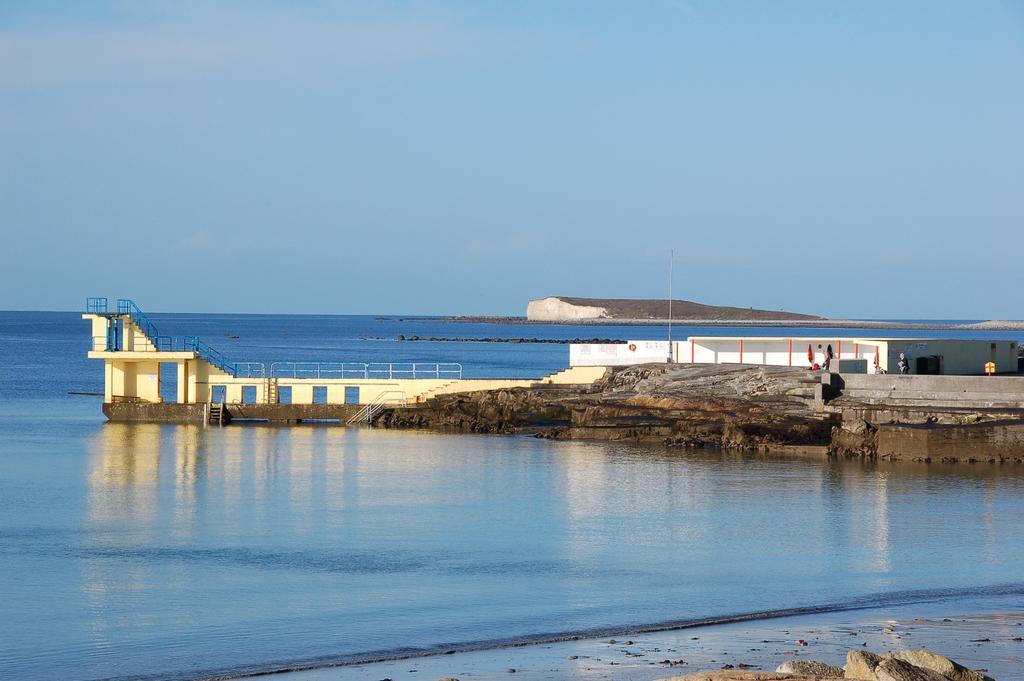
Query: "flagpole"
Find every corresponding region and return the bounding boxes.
[668,249,674,362]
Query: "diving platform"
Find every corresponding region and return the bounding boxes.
[83,297,608,425]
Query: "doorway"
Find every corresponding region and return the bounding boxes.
[159,363,177,403]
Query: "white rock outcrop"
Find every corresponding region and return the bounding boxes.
[527,297,607,321]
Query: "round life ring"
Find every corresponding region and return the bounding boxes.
[628,343,637,352]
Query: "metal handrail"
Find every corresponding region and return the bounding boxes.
[346,390,408,425]
[192,338,236,375]
[270,362,462,380]
[91,335,112,352]
[270,362,371,379]
[86,297,108,314]
[116,299,160,344]
[152,335,199,352]
[367,363,462,379]
[233,362,266,379]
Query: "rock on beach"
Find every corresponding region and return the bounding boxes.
[658,647,993,681]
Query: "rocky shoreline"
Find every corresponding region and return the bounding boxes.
[381,365,832,447]
[377,365,1024,463]
[282,609,1020,681]
[666,647,995,680]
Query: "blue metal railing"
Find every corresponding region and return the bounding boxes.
[116,299,160,344]
[233,362,267,379]
[88,297,258,378]
[270,362,463,379]
[86,297,108,314]
[193,338,240,375]
[152,335,198,352]
[271,362,373,379]
[138,334,265,377]
[87,298,455,384]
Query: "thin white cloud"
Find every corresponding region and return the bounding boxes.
[0,3,551,86]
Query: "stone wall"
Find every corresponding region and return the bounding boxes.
[832,373,1024,410]
[104,402,206,424]
[877,420,1024,461]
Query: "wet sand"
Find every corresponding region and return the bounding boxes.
[270,601,1024,680]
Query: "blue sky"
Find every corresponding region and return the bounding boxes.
[1,1,1021,317]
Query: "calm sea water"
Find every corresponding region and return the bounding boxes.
[2,312,1023,680]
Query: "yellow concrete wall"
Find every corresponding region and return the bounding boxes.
[109,360,161,402]
[124,320,155,352]
[413,379,533,401]
[98,356,610,406]
[99,357,608,406]
[104,362,114,402]
[541,366,609,384]
[136,361,160,402]
[198,363,610,405]
[291,384,314,404]
[88,315,107,350]
[176,361,189,404]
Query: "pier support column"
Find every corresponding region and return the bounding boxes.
[176,361,190,404]
[104,361,114,402]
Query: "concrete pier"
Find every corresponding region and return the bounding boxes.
[84,297,608,425]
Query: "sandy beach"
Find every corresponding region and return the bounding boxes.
[261,599,1023,680]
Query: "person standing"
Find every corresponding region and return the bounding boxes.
[897,352,910,375]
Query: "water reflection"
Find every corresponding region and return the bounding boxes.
[88,423,165,529]
[66,423,1024,681]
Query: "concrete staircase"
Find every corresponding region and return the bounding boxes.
[407,367,611,407]
[785,370,827,404]
[535,365,609,385]
[412,381,461,403]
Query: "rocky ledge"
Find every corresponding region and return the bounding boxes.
[377,365,838,450]
[663,647,993,680]
[377,364,1024,462]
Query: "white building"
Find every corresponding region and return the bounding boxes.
[570,336,1019,375]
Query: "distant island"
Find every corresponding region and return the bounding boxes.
[527,296,822,322]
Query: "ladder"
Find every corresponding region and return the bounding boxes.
[208,402,226,426]
[265,377,278,404]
